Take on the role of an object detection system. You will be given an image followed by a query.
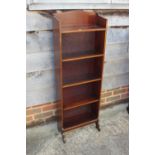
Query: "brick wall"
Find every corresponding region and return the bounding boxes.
[26,103,57,127]
[100,85,129,106]
[26,85,129,127]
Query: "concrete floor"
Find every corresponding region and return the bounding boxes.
[27,103,129,155]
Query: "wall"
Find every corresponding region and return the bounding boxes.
[27,0,129,10]
[26,9,129,126]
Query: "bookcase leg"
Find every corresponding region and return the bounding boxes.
[62,133,66,143]
[96,120,101,132]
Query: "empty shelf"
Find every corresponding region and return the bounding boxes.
[63,112,97,131]
[64,97,99,111]
[63,78,101,88]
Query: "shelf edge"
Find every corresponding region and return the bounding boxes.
[62,54,104,62]
[63,78,101,88]
[62,28,107,34]
[64,99,99,111]
[62,118,98,132]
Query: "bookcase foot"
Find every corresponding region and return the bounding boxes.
[96,121,101,132]
[62,133,66,143]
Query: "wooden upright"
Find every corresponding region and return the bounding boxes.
[53,11,107,143]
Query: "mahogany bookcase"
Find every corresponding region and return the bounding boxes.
[53,11,107,143]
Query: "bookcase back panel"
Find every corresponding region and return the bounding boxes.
[63,102,99,129]
[55,11,96,27]
[62,58,102,85]
[63,82,101,105]
[62,32,105,59]
[62,32,95,58]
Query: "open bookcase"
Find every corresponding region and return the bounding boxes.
[53,11,107,143]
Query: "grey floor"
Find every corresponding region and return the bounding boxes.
[27,103,129,155]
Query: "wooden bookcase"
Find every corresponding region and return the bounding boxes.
[53,11,107,143]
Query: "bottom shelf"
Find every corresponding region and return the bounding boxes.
[63,102,98,131]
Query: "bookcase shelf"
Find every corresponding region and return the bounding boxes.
[61,25,106,34]
[63,57,103,86]
[63,78,101,88]
[63,112,98,131]
[53,11,107,143]
[64,98,99,111]
[63,102,99,131]
[62,52,104,62]
[63,81,101,110]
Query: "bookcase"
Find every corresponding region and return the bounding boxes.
[53,11,107,143]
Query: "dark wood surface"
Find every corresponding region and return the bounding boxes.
[63,102,98,131]
[62,25,106,34]
[53,17,63,132]
[63,58,102,85]
[53,11,107,140]
[63,82,100,110]
[62,53,104,62]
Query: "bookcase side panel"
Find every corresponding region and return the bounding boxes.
[53,17,63,131]
[95,18,108,118]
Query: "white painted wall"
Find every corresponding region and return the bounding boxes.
[27,0,129,10]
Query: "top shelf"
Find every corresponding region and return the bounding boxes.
[61,25,106,34]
